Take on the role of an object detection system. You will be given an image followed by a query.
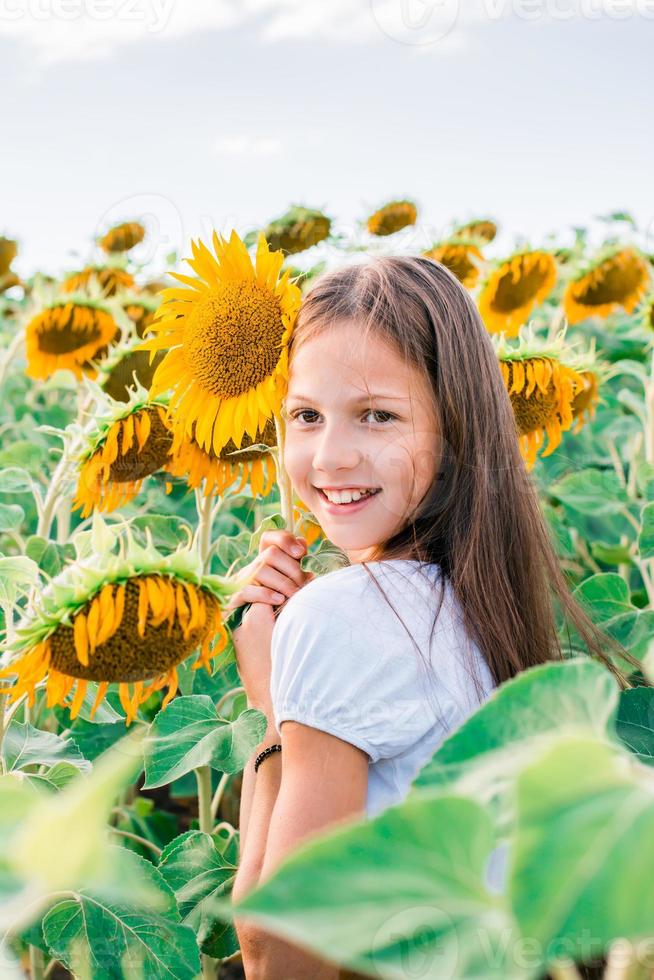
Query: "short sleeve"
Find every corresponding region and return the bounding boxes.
[269,564,452,763]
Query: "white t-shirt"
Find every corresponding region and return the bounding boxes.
[269,558,497,820]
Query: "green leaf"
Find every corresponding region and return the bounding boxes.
[590,541,633,565]
[159,830,239,958]
[510,736,654,965]
[25,535,75,578]
[0,440,46,473]
[0,555,40,606]
[0,503,24,531]
[550,469,628,515]
[412,659,619,832]
[132,515,193,551]
[68,720,128,761]
[221,795,523,979]
[1,720,91,775]
[572,572,632,619]
[638,502,654,558]
[143,696,267,789]
[0,467,33,492]
[615,686,654,766]
[42,846,200,980]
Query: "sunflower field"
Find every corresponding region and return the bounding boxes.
[1,204,654,980]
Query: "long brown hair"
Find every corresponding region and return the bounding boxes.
[288,254,642,693]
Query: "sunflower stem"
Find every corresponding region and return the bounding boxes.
[272,414,295,532]
[195,487,215,567]
[29,944,45,980]
[210,772,230,821]
[195,765,213,833]
[0,328,24,390]
[108,826,162,857]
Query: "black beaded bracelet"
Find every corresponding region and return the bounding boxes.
[254,743,282,773]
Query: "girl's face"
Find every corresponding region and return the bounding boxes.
[283,320,441,563]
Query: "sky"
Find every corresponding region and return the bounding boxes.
[2,0,652,279]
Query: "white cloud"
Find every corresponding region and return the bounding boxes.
[0,0,651,67]
[212,135,284,157]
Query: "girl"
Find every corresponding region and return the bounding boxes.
[228,255,636,980]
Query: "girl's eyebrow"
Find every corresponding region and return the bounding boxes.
[286,392,410,404]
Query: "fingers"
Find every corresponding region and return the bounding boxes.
[225,584,287,611]
[259,529,307,560]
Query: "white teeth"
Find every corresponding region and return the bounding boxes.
[322,488,378,504]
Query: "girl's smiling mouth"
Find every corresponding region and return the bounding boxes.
[315,486,382,513]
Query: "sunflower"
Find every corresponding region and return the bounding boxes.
[62,266,136,297]
[422,239,484,289]
[100,337,165,403]
[138,230,302,456]
[167,417,278,498]
[454,219,497,245]
[478,249,558,337]
[495,326,589,469]
[293,499,323,548]
[570,369,600,434]
[99,221,146,254]
[73,394,173,517]
[122,293,160,338]
[262,206,331,255]
[366,200,417,237]
[563,246,651,325]
[25,297,120,380]
[0,236,17,277]
[0,523,238,726]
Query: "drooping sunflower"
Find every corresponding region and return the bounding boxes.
[261,206,331,255]
[25,295,120,380]
[99,221,146,254]
[422,239,485,289]
[99,336,165,403]
[122,292,160,338]
[0,236,19,292]
[0,523,238,726]
[495,326,592,469]
[62,266,136,297]
[137,230,302,455]
[454,219,497,245]
[477,249,558,337]
[366,200,417,237]
[563,246,651,325]
[73,392,174,517]
[167,417,278,498]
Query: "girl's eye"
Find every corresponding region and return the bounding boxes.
[288,408,396,426]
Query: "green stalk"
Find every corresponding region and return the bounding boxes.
[195,764,217,979]
[272,413,295,532]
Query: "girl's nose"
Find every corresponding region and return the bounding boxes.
[311,423,364,473]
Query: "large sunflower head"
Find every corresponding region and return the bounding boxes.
[62,266,136,297]
[477,249,558,337]
[73,389,174,517]
[261,206,331,255]
[563,245,651,325]
[98,221,146,255]
[422,238,485,288]
[453,218,497,245]
[366,199,417,237]
[137,230,302,456]
[25,289,120,380]
[166,416,278,498]
[494,325,590,469]
[0,520,240,726]
[99,335,165,403]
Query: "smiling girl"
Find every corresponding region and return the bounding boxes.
[228,256,636,980]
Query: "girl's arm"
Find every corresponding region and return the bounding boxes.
[233,720,369,980]
[233,710,282,897]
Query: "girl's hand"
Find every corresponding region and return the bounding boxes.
[231,601,279,717]
[225,530,315,612]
